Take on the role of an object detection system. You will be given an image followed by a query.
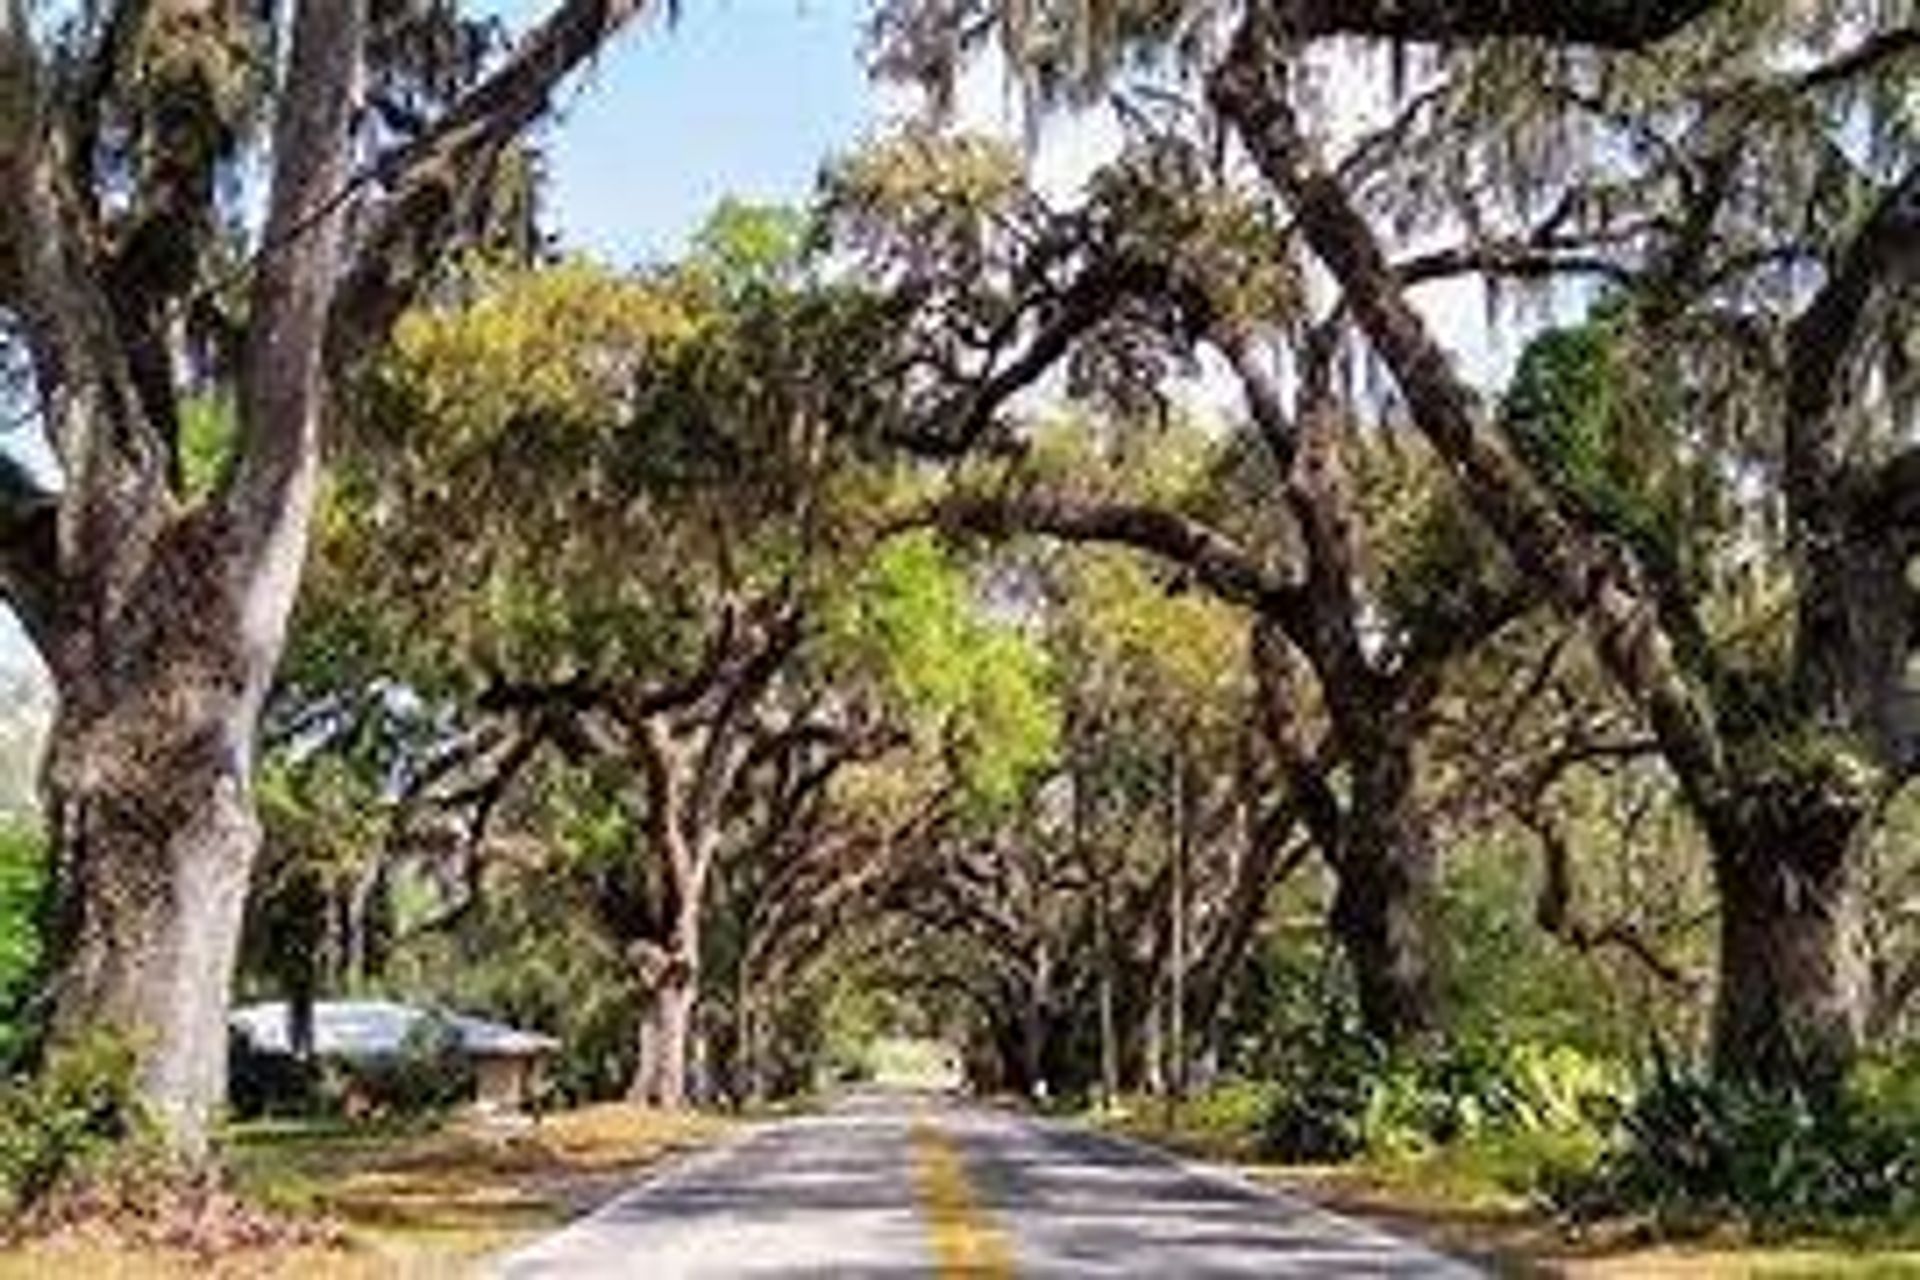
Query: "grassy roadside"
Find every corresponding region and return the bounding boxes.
[1093,1097,1920,1278]
[0,1103,736,1277]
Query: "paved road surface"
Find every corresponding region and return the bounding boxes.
[497,1093,1480,1278]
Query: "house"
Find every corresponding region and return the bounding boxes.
[230,998,559,1113]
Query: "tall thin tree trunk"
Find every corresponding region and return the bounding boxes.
[1142,983,1165,1096]
[732,970,754,1107]
[1096,866,1119,1110]
[1024,941,1051,1101]
[1168,753,1190,1103]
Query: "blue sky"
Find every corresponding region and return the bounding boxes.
[499,1,884,265]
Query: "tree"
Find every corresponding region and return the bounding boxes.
[317,196,1072,1103]
[0,0,652,1151]
[882,0,1919,1091]
[1205,3,1918,1087]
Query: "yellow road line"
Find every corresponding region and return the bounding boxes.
[910,1115,1017,1278]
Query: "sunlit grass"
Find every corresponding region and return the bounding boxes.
[0,1104,734,1275]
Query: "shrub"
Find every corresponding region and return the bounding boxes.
[1259,1027,1626,1175]
[1558,1049,1920,1229]
[1259,1022,1383,1161]
[1182,1079,1277,1140]
[0,823,46,1069]
[328,1014,473,1117]
[0,1032,149,1212]
[226,1030,321,1120]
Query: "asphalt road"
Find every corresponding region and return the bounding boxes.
[496,1092,1481,1278]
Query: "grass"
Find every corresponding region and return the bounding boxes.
[1092,1091,1920,1278]
[0,1103,735,1276]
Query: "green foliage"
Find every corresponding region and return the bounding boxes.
[1178,1079,1280,1150]
[1259,1021,1385,1161]
[1561,1052,1920,1229]
[1259,1026,1626,1184]
[179,394,238,502]
[1352,432,1511,644]
[1502,308,1687,574]
[827,533,1059,809]
[1439,828,1689,1059]
[331,1016,477,1119]
[0,1033,148,1212]
[818,129,1026,274]
[691,198,809,291]
[0,822,45,1067]
[951,627,1060,808]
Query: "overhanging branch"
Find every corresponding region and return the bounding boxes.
[1211,13,1731,816]
[928,489,1303,620]
[1785,162,1920,517]
[329,0,653,371]
[1275,0,1719,48]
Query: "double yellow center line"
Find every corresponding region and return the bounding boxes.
[910,1114,1016,1278]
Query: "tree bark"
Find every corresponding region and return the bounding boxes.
[629,877,702,1107]
[1333,741,1441,1047]
[1167,754,1190,1102]
[1252,624,1442,1048]
[632,960,697,1109]
[1277,0,1719,48]
[41,614,271,1155]
[1709,806,1867,1089]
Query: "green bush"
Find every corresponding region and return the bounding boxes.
[0,1032,149,1212]
[1558,1050,1920,1229]
[227,1030,321,1120]
[1182,1079,1278,1140]
[1258,1020,1382,1160]
[1259,1028,1626,1172]
[326,1015,474,1118]
[0,822,46,1069]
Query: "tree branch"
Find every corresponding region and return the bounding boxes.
[328,0,652,371]
[223,0,366,561]
[1211,18,1731,823]
[1275,0,1719,48]
[1793,24,1920,93]
[1785,162,1920,520]
[886,256,1199,457]
[1520,798,1699,991]
[929,489,1304,620]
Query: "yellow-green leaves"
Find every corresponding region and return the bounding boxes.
[826,532,1060,811]
[178,393,237,504]
[691,198,810,291]
[385,257,696,452]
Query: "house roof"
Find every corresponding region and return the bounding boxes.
[230,999,558,1059]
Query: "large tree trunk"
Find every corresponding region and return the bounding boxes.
[630,893,701,1108]
[1331,741,1440,1048]
[632,960,697,1108]
[1710,803,1867,1089]
[41,620,272,1157]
